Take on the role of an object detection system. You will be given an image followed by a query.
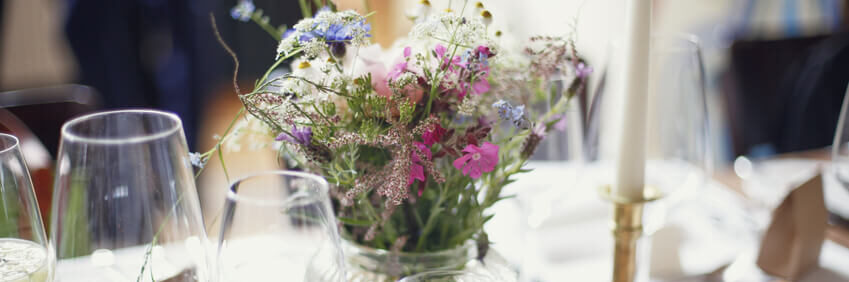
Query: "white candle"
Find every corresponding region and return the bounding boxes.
[614,0,651,200]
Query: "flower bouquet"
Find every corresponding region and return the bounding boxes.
[217,0,589,279]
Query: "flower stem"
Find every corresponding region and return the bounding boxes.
[251,14,282,40]
[258,48,304,89]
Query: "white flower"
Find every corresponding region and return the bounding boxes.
[224,115,276,152]
[276,36,298,59]
[411,12,489,47]
[407,0,432,22]
[189,152,205,168]
[301,38,326,58]
[480,10,493,27]
[293,18,316,32]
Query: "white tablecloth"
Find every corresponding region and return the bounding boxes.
[486,161,849,282]
[54,160,849,282]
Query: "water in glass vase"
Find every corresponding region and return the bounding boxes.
[0,238,48,282]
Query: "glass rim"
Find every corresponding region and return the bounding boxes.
[226,170,331,205]
[60,109,183,145]
[0,133,19,155]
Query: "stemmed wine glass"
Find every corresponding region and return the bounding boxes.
[586,33,710,205]
[0,133,52,282]
[584,34,710,280]
[50,109,212,282]
[216,170,346,282]
[830,82,849,224]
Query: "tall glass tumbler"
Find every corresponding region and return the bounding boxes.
[0,133,52,282]
[50,109,211,282]
[217,171,346,282]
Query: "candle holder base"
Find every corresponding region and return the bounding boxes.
[598,186,664,282]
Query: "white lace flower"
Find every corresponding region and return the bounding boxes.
[276,36,298,59]
[301,39,326,58]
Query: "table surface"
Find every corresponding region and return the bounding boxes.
[52,151,849,282]
[488,158,849,282]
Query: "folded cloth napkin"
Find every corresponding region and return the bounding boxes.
[756,172,828,280]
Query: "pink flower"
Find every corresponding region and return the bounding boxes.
[362,61,392,98]
[452,142,499,179]
[471,79,490,94]
[434,44,463,72]
[382,46,424,103]
[476,45,492,57]
[422,123,446,146]
[409,142,432,186]
[455,79,490,99]
[388,61,408,80]
[434,44,447,58]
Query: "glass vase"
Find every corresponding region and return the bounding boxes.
[343,239,515,282]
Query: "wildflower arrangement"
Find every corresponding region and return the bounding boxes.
[220,0,590,254]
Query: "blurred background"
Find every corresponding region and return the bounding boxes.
[2,0,847,163]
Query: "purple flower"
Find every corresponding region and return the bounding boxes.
[276,125,312,145]
[575,62,593,79]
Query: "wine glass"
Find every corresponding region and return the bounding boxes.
[829,82,849,229]
[0,133,52,282]
[586,33,710,204]
[216,170,346,282]
[50,109,212,282]
[584,34,710,279]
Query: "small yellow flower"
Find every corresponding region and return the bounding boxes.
[419,0,431,6]
[475,2,484,9]
[298,61,311,69]
[444,8,453,13]
[495,30,502,37]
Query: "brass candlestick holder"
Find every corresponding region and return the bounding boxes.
[598,186,664,282]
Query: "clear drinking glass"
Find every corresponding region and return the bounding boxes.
[217,171,346,282]
[0,133,52,282]
[586,33,710,206]
[584,34,710,280]
[832,82,849,187]
[50,109,211,282]
[829,82,849,234]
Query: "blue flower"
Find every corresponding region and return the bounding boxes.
[297,20,371,44]
[230,0,255,22]
[276,125,312,145]
[282,28,296,39]
[492,100,529,129]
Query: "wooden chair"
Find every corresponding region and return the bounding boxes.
[0,84,100,223]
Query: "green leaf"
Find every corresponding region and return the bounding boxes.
[337,216,373,227]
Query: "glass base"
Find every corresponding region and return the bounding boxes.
[340,240,516,282]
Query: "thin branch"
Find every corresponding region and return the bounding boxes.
[210,13,242,95]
